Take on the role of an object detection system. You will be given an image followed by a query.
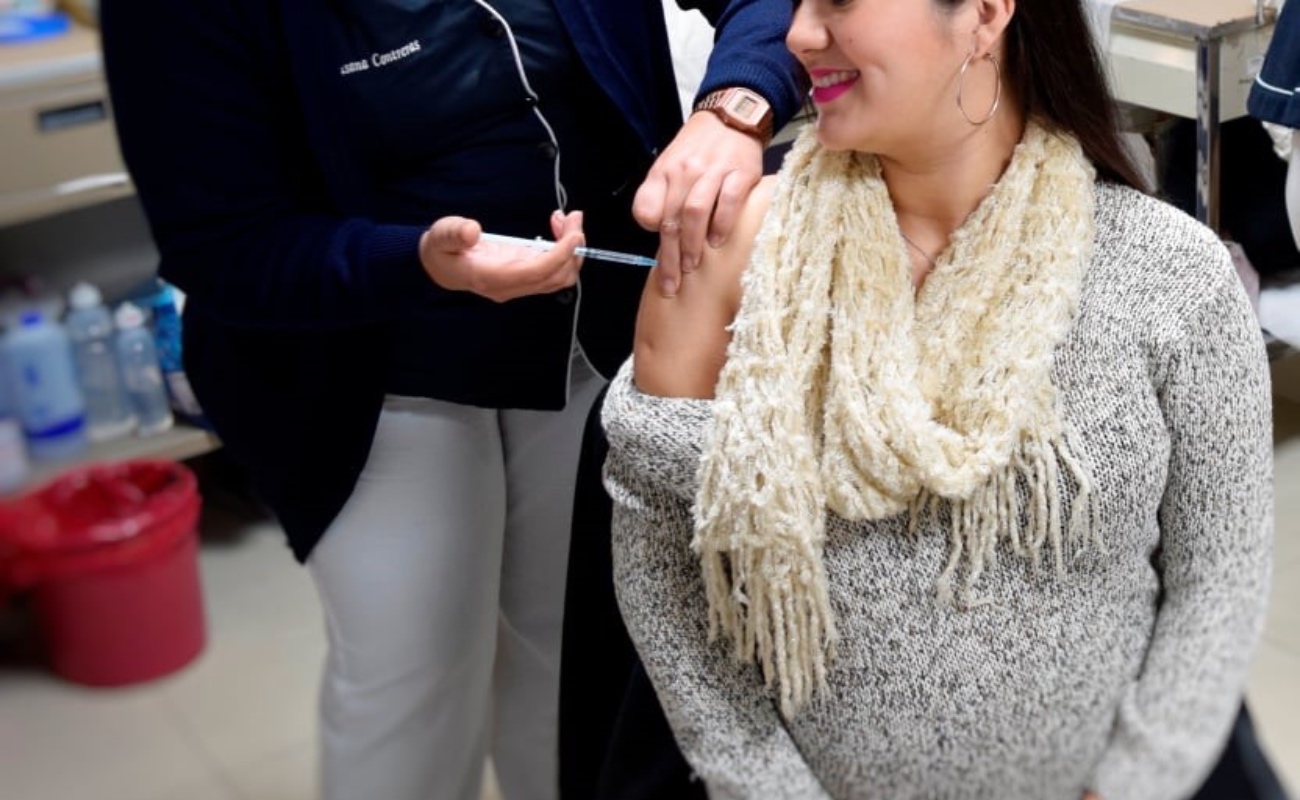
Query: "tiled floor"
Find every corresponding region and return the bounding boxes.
[0,498,326,800]
[2,362,1299,800]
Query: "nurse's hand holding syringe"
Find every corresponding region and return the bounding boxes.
[418,211,588,304]
[477,234,657,269]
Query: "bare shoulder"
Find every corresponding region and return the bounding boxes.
[633,176,776,399]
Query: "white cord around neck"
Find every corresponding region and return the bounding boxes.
[469,0,568,212]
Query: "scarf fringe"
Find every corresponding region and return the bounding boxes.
[700,545,839,720]
[931,432,1100,609]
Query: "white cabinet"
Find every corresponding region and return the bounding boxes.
[0,23,132,229]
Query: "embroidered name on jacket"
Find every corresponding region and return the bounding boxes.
[339,39,422,76]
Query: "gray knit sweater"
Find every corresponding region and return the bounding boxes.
[602,184,1275,800]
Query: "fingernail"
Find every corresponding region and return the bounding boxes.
[708,234,724,248]
[683,256,698,273]
[660,276,678,297]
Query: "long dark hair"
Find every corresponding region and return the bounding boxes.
[947,0,1149,190]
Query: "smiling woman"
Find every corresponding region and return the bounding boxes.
[604,1,1277,799]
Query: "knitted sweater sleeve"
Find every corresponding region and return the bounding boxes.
[601,365,833,800]
[1088,256,1275,800]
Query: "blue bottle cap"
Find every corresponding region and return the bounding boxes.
[0,13,72,45]
[19,311,43,327]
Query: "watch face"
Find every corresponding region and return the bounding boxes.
[724,90,769,127]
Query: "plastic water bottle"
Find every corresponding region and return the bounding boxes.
[0,346,31,493]
[114,302,174,437]
[1,310,87,461]
[66,282,137,441]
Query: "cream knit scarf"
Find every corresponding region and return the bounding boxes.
[693,121,1098,719]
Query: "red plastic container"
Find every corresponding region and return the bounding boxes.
[0,460,206,686]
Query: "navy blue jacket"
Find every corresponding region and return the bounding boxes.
[1249,0,1300,127]
[101,0,802,560]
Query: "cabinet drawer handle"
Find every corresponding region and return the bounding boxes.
[38,99,109,132]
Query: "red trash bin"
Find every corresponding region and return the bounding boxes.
[0,460,206,687]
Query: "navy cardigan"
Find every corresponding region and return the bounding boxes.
[101,0,802,561]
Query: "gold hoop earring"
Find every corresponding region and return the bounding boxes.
[956,52,1001,126]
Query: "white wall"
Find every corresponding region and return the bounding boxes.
[662,2,715,116]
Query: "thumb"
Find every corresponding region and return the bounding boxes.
[561,210,584,240]
[429,216,481,253]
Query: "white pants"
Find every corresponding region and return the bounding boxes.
[308,353,605,800]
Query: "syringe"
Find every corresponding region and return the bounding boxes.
[479,232,658,269]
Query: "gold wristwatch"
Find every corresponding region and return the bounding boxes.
[694,87,775,147]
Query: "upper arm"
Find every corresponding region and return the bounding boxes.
[101,0,432,330]
[102,0,302,260]
[1154,265,1273,590]
[633,177,774,398]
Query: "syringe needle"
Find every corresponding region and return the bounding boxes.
[479,232,657,269]
[574,246,658,269]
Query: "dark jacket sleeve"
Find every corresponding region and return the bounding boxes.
[681,0,806,128]
[100,0,438,331]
